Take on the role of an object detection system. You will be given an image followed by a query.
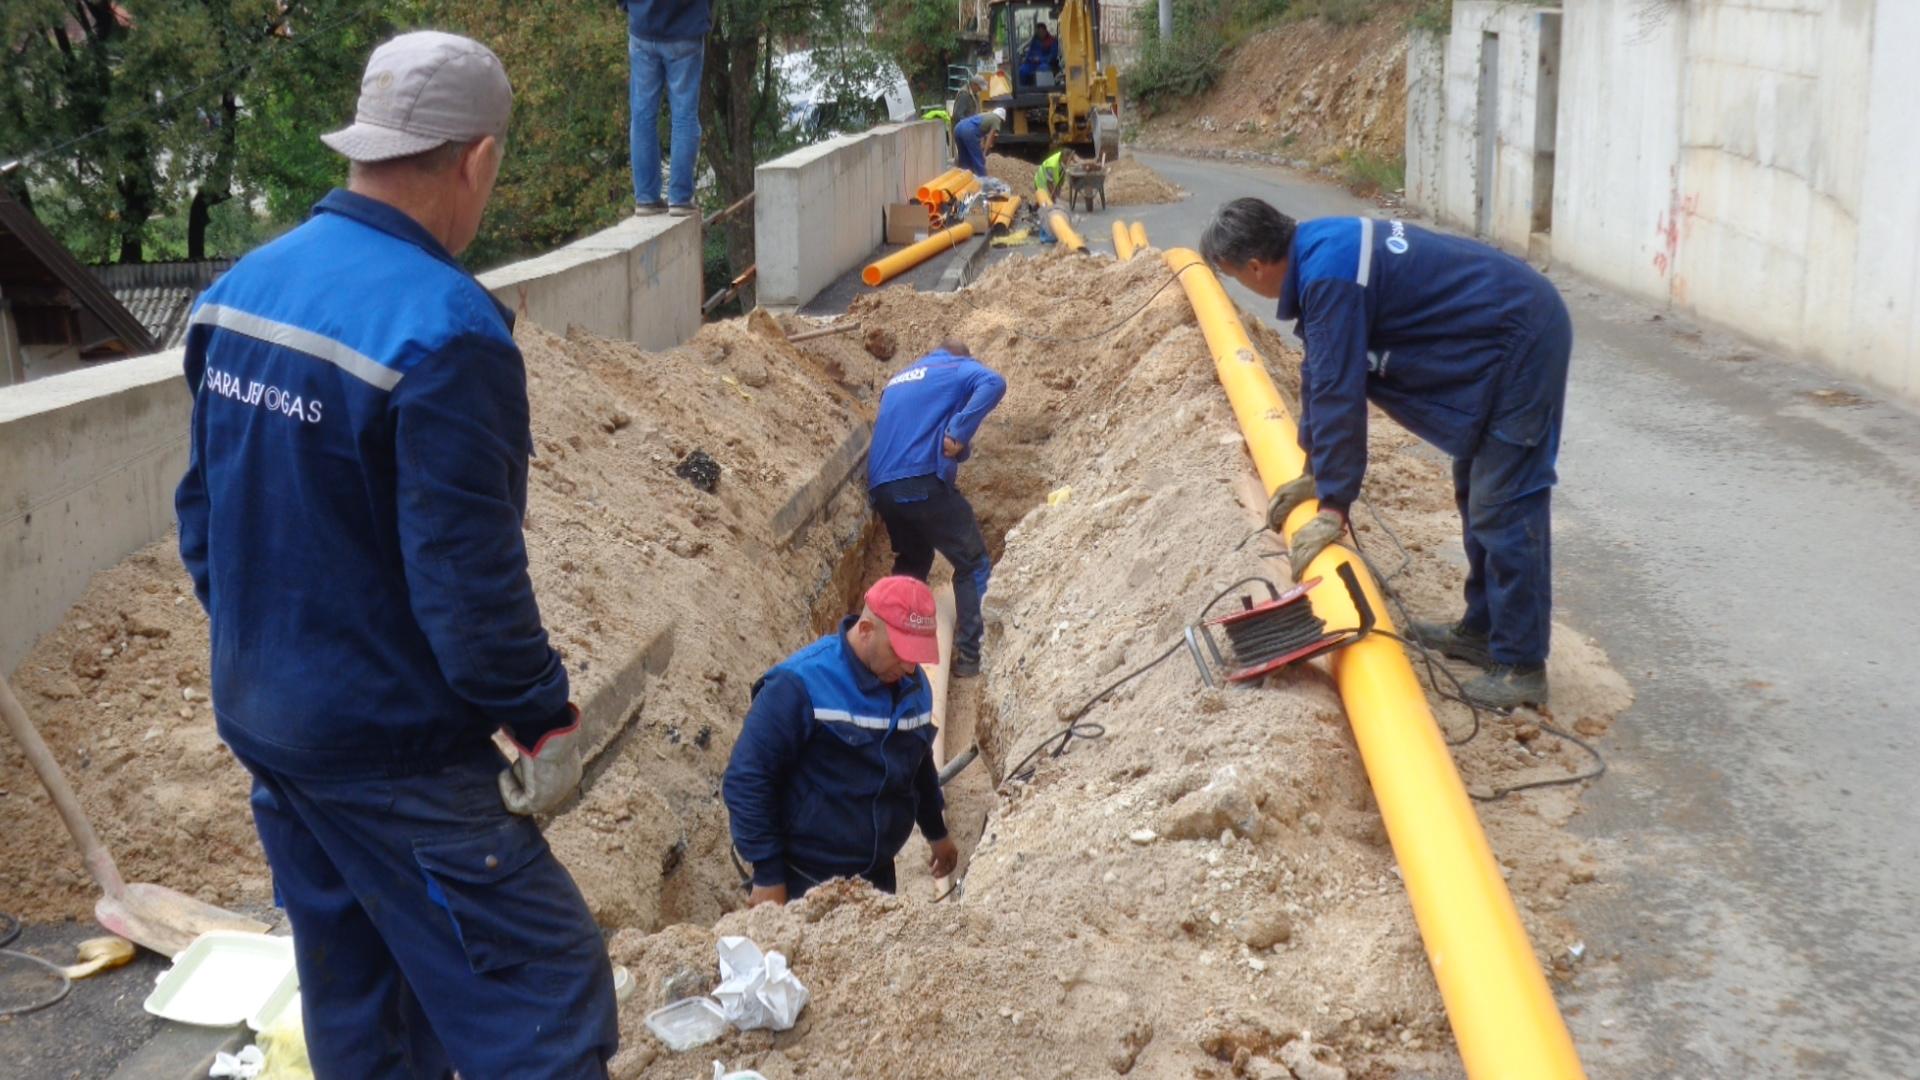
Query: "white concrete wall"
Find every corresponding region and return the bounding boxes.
[479,214,701,351]
[1405,28,1447,215]
[0,351,190,672]
[755,120,948,309]
[1409,0,1919,403]
[1423,1,1559,251]
[2,213,706,674]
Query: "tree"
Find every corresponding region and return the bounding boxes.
[873,0,955,98]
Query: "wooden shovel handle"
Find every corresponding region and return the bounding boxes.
[0,677,126,896]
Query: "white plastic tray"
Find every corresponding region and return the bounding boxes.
[143,931,295,1027]
[645,996,728,1051]
[247,968,301,1032]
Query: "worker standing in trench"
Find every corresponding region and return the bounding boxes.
[173,33,617,1077]
[867,340,1008,679]
[723,577,959,904]
[1199,198,1572,710]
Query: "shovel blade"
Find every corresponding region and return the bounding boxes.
[97,883,269,959]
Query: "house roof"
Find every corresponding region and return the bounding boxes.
[0,187,157,355]
[93,260,233,349]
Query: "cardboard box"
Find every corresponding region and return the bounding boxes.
[885,203,927,245]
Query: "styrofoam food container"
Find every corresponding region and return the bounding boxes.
[143,931,295,1027]
[247,968,301,1032]
[645,996,728,1051]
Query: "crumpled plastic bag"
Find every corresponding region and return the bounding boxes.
[209,1046,264,1079]
[712,1065,770,1080]
[712,936,808,1032]
[257,1008,313,1080]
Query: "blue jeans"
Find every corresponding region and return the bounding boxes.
[628,33,704,206]
[1454,299,1572,667]
[242,751,618,1079]
[954,126,987,177]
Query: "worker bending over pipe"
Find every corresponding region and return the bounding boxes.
[953,107,1006,177]
[1199,199,1571,709]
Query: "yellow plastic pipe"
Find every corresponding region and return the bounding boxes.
[1113,221,1136,259]
[1130,221,1150,251]
[1162,248,1586,1080]
[916,167,969,203]
[1034,188,1054,209]
[989,195,1022,232]
[1049,211,1087,254]
[863,223,975,287]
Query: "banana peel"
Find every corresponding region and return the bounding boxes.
[61,935,135,979]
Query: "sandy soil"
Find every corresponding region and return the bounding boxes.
[1136,8,1413,170]
[4,247,1628,1080]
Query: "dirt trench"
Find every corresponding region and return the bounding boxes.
[2,246,1630,1080]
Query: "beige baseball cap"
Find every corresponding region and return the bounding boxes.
[321,31,512,163]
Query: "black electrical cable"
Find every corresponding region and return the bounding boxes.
[0,911,18,950]
[0,949,71,1018]
[1345,496,1607,798]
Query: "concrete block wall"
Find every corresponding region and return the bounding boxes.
[1404,29,1447,217]
[755,120,948,309]
[479,214,701,350]
[1408,0,1919,403]
[1,351,190,673]
[2,214,705,675]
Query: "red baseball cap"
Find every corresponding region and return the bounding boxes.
[865,576,940,665]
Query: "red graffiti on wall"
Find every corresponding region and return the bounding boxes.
[1652,165,1699,278]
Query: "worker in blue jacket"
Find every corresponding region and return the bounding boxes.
[954,107,1006,177]
[1019,21,1062,86]
[724,576,959,904]
[173,33,616,1078]
[1199,198,1572,709]
[867,341,1008,678]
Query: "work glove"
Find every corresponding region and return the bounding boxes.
[1266,472,1317,530]
[1287,509,1346,582]
[498,704,586,816]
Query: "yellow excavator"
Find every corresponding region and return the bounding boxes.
[973,0,1121,162]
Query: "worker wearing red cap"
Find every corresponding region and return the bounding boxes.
[722,576,960,904]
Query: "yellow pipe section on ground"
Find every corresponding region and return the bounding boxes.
[916,167,970,203]
[1113,221,1136,259]
[1049,211,1087,254]
[1130,221,1150,251]
[989,196,1021,232]
[1163,247,1586,1080]
[863,223,975,287]
[1035,188,1053,208]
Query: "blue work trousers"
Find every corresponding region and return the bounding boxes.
[241,751,618,1079]
[1454,298,1572,667]
[954,126,988,177]
[871,476,992,667]
[628,32,704,206]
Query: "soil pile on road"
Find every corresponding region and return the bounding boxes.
[984,153,1184,205]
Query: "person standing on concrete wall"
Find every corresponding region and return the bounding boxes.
[953,107,1006,177]
[723,576,959,904]
[173,32,618,1077]
[867,341,1007,679]
[1200,198,1571,710]
[622,0,709,216]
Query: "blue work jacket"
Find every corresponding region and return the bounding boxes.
[867,349,1007,490]
[175,190,570,779]
[722,619,947,888]
[620,0,710,41]
[1277,217,1566,512]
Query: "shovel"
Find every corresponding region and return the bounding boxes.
[1,676,267,958]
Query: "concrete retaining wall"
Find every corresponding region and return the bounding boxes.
[755,120,947,309]
[1408,0,1920,404]
[1,214,705,674]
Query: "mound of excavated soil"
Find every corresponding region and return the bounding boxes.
[1139,8,1413,167]
[5,248,1628,1080]
[985,153,1184,205]
[1,315,889,928]
[603,252,1629,1078]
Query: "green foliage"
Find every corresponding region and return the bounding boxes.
[873,0,956,100]
[1127,0,1292,109]
[1340,150,1404,195]
[1409,0,1453,33]
[1288,0,1377,26]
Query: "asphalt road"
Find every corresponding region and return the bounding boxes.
[1118,151,1920,1078]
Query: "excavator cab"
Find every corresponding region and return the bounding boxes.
[979,0,1120,162]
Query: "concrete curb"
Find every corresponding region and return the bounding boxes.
[117,1020,248,1080]
[938,233,993,292]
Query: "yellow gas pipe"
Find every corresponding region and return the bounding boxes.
[1162,248,1586,1080]
[1113,221,1136,259]
[1130,221,1150,251]
[1049,211,1088,254]
[863,224,975,287]
[916,168,970,203]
